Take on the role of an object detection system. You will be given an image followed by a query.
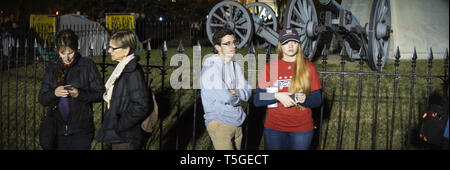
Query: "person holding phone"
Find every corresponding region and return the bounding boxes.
[253,28,322,150]
[38,29,105,150]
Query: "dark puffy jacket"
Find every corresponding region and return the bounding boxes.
[38,55,105,139]
[95,56,150,147]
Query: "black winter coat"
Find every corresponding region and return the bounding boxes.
[95,56,151,147]
[38,55,105,148]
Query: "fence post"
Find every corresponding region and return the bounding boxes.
[33,38,38,150]
[372,45,384,150]
[426,48,433,108]
[319,45,328,150]
[245,42,256,150]
[353,46,365,150]
[192,41,201,150]
[100,42,108,150]
[144,41,153,150]
[159,40,168,150]
[5,38,11,149]
[389,47,401,150]
[444,49,449,98]
[24,38,28,149]
[406,48,418,149]
[15,38,20,149]
[175,40,184,150]
[145,41,152,84]
[336,46,346,150]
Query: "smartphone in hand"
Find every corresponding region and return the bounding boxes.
[63,85,73,90]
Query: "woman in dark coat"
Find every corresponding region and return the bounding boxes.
[38,29,105,150]
[95,30,151,150]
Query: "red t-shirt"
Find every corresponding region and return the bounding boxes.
[257,59,322,132]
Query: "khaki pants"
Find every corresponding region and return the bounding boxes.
[112,143,136,150]
[206,120,242,150]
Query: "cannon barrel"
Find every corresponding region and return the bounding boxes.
[319,0,345,13]
[319,0,361,25]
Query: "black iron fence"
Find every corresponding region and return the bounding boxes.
[0,22,448,150]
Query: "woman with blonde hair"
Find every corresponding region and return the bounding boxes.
[253,28,322,150]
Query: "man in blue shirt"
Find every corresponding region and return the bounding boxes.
[200,28,251,150]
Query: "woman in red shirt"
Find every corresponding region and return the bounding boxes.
[253,28,322,150]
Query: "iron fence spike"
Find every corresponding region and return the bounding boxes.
[395,46,400,60]
[358,47,363,57]
[445,48,449,60]
[248,43,255,54]
[339,46,346,57]
[428,47,433,60]
[412,47,417,61]
[163,41,168,52]
[177,40,184,53]
[90,40,94,50]
[394,46,400,68]
[321,45,328,56]
[266,45,272,54]
[78,39,81,50]
[147,41,151,51]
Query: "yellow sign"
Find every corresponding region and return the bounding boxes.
[29,14,56,43]
[106,14,135,33]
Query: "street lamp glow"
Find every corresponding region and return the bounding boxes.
[159,17,163,21]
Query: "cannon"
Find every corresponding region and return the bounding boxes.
[206,0,392,71]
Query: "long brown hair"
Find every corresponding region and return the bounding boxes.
[276,42,310,95]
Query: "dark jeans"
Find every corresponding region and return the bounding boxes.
[56,133,93,150]
[264,127,313,150]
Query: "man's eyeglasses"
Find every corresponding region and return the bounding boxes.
[109,46,122,51]
[221,40,237,46]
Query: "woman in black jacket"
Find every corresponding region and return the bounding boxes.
[95,30,150,150]
[38,29,105,150]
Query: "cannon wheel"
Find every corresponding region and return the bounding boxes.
[367,0,391,71]
[245,2,278,49]
[206,1,253,49]
[285,0,319,61]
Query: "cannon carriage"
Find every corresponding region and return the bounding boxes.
[206,0,392,71]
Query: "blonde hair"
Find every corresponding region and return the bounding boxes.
[276,42,310,96]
